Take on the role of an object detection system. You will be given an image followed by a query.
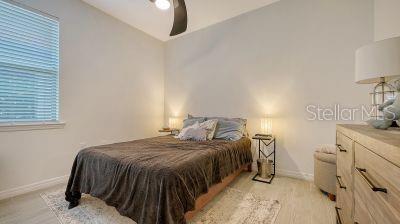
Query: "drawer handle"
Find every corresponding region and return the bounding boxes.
[355,167,388,193]
[335,207,342,224]
[336,144,347,152]
[336,175,346,189]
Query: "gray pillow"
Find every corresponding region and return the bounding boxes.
[189,115,246,126]
[188,114,203,119]
[183,117,206,128]
[206,117,247,127]
[213,119,246,141]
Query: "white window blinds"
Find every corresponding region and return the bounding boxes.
[0,0,59,123]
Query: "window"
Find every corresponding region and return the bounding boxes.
[0,0,59,124]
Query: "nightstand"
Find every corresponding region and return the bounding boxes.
[252,134,276,184]
[158,129,179,135]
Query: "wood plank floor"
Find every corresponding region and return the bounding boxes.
[0,172,335,224]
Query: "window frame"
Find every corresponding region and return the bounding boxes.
[0,0,64,131]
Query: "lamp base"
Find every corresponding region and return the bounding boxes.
[370,79,395,106]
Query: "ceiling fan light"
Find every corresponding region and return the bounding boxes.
[155,0,170,10]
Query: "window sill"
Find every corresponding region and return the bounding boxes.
[0,121,66,132]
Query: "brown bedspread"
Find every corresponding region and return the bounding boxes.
[65,136,252,224]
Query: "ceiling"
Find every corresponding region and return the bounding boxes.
[82,0,280,41]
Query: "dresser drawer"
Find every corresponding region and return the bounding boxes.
[354,143,400,224]
[336,179,353,224]
[354,184,376,224]
[336,132,353,183]
[336,206,349,224]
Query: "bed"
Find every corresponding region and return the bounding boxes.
[65,135,252,224]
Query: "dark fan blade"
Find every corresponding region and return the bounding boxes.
[170,0,187,36]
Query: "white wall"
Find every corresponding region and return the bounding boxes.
[0,0,377,194]
[165,0,373,178]
[374,0,400,41]
[0,0,164,192]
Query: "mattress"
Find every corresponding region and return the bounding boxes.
[65,135,252,224]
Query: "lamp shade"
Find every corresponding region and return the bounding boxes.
[169,117,182,130]
[355,36,400,84]
[260,117,272,135]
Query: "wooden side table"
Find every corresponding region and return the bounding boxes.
[252,134,276,184]
[158,129,179,135]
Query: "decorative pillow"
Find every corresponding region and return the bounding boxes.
[213,119,246,141]
[179,127,208,141]
[178,119,218,141]
[198,119,218,140]
[178,121,200,139]
[182,116,206,129]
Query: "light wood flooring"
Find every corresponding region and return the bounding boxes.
[0,172,336,224]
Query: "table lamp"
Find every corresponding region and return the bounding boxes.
[168,117,182,130]
[355,36,400,118]
[260,117,273,137]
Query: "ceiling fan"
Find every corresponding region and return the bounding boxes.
[149,0,188,36]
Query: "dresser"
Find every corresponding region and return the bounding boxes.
[335,124,400,224]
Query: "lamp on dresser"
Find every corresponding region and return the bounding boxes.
[355,36,400,119]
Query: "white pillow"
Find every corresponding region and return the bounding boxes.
[179,127,208,141]
[177,119,218,141]
[198,119,218,140]
[177,121,200,139]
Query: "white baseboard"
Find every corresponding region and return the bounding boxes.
[0,175,69,201]
[251,163,314,181]
[276,169,314,181]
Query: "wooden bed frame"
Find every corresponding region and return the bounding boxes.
[185,163,252,220]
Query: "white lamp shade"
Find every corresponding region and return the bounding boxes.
[260,118,272,135]
[169,117,182,130]
[355,36,400,84]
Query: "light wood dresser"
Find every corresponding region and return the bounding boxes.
[335,124,400,224]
